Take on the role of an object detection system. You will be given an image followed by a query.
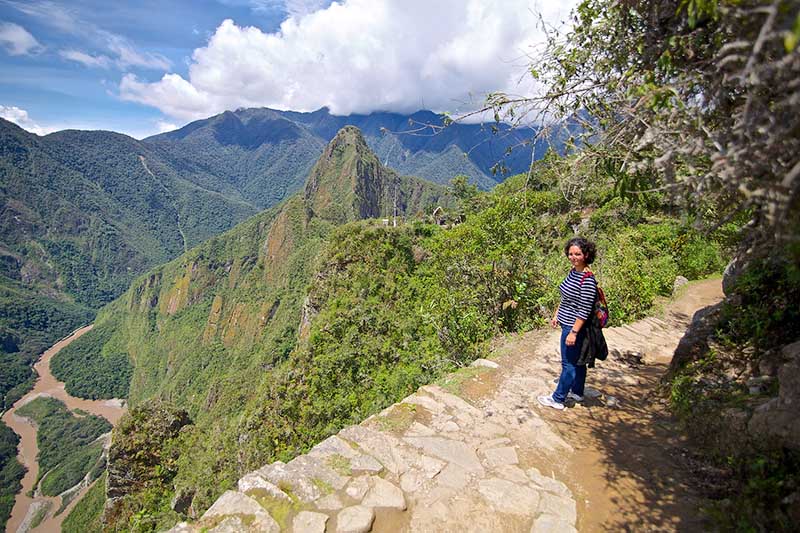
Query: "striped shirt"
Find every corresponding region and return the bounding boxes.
[556,269,597,328]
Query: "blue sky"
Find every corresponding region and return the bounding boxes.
[0,0,575,138]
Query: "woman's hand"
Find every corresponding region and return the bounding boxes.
[550,317,559,328]
[566,331,577,346]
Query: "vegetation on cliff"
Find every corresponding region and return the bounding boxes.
[62,472,106,533]
[50,320,132,400]
[0,119,259,410]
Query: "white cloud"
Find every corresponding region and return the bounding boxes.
[60,49,113,68]
[0,21,43,55]
[283,0,329,19]
[5,0,171,71]
[121,0,577,121]
[155,120,178,134]
[0,105,52,135]
[102,31,172,70]
[3,1,77,34]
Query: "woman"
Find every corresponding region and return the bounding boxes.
[538,237,598,410]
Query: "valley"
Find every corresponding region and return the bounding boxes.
[2,325,125,533]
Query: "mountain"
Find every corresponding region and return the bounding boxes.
[51,127,453,521]
[146,107,545,194]
[0,106,543,410]
[0,118,260,409]
[143,109,327,210]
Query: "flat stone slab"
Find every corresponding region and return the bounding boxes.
[345,476,370,500]
[537,492,577,523]
[470,358,500,369]
[362,477,406,510]
[350,453,383,473]
[336,505,375,533]
[527,468,570,497]
[293,511,328,533]
[403,436,483,472]
[477,478,540,516]
[255,462,321,502]
[419,385,484,417]
[201,491,279,532]
[339,426,407,475]
[434,463,471,490]
[316,493,345,511]
[237,473,290,500]
[202,491,262,518]
[530,514,578,533]
[494,464,530,484]
[481,446,519,468]
[208,516,246,533]
[288,454,350,490]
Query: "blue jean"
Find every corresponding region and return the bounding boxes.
[553,325,587,403]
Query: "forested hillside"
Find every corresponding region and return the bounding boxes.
[0,119,259,411]
[56,125,728,531]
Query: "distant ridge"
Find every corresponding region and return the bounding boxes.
[147,106,545,195]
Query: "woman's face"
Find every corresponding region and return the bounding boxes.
[567,245,586,269]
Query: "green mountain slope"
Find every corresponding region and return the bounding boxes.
[0,118,259,409]
[144,109,327,210]
[62,130,733,530]
[53,127,452,525]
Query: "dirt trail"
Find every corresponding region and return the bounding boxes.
[2,325,126,533]
[493,278,724,532]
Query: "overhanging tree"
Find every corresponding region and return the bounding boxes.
[479,0,799,250]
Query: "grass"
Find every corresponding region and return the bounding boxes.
[325,454,352,477]
[437,366,490,396]
[371,403,419,435]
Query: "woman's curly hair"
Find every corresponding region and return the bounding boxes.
[564,237,597,265]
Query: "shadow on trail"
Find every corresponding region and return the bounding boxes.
[560,359,706,532]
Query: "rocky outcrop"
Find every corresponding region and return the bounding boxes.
[303,126,450,225]
[665,302,724,380]
[104,401,192,525]
[747,341,800,450]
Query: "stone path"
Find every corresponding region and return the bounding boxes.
[169,280,723,532]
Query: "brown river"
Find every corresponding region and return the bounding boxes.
[1,325,126,533]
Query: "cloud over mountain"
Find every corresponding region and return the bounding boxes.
[120,0,576,121]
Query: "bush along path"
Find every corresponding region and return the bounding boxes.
[169,278,723,533]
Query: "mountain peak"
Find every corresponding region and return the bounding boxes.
[330,124,365,142]
[303,126,389,224]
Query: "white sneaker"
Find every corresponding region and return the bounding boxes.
[567,392,584,402]
[537,395,565,410]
